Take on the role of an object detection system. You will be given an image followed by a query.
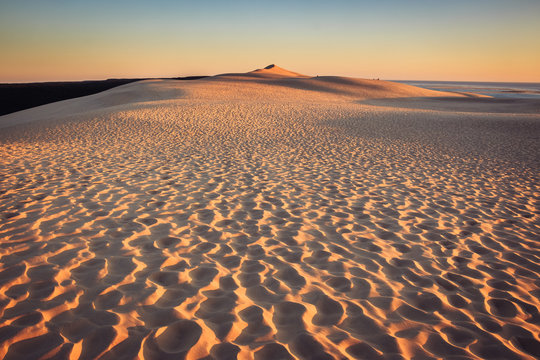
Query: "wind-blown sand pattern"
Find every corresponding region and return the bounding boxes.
[1,65,539,359]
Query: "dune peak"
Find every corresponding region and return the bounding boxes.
[250,64,307,78]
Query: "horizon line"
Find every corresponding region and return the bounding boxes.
[2,74,540,85]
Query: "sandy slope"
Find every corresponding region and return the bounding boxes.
[0,66,539,360]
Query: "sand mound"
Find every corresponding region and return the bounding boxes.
[0,67,539,359]
[215,65,460,99]
[0,70,462,130]
[249,64,309,78]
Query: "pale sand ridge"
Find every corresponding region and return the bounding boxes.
[0,66,539,359]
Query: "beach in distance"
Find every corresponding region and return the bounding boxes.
[0,65,539,360]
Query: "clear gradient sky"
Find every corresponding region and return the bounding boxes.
[1,0,539,82]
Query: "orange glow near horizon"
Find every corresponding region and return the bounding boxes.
[1,0,539,83]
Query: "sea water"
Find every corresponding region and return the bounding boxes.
[395,81,540,99]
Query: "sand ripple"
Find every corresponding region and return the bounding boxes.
[0,77,539,359]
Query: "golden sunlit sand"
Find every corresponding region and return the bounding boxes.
[0,65,539,359]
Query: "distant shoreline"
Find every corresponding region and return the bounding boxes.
[396,80,540,99]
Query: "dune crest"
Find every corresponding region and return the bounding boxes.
[249,64,309,78]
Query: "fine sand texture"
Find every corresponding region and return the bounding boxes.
[0,65,539,359]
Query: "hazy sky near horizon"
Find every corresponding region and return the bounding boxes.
[1,0,539,82]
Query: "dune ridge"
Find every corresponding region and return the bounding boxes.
[0,66,539,359]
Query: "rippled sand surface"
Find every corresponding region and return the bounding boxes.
[1,68,539,359]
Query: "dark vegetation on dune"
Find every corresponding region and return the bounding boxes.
[0,76,207,116]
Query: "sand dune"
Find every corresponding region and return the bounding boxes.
[250,64,309,78]
[0,66,539,359]
[216,64,309,79]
